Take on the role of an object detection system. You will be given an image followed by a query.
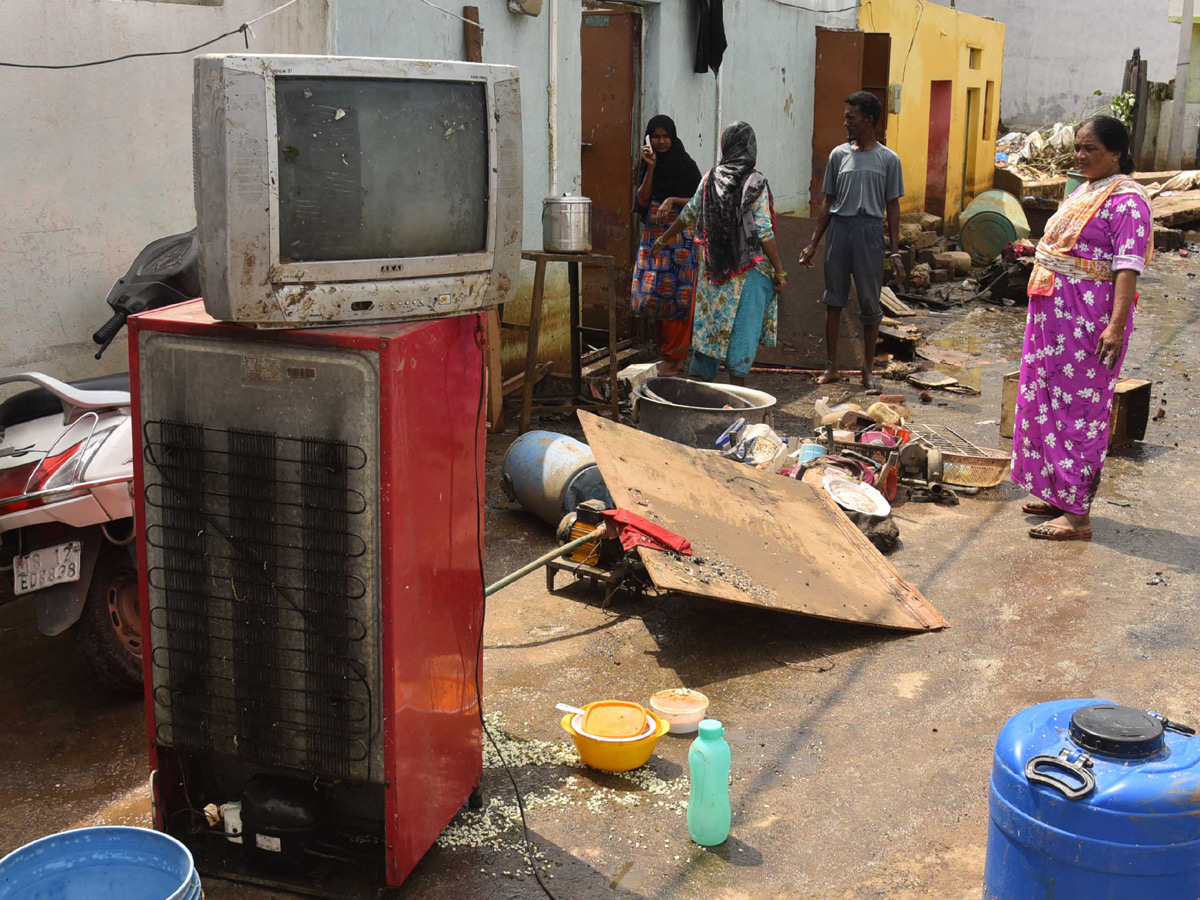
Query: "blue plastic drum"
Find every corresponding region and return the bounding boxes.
[985,699,1200,899]
[0,826,200,900]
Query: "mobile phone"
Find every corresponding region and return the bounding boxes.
[644,135,652,150]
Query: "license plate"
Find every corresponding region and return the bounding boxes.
[14,541,82,596]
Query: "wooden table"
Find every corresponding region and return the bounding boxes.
[510,251,621,433]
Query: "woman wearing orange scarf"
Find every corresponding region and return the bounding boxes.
[1011,116,1153,541]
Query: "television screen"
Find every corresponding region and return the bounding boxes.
[275,77,489,263]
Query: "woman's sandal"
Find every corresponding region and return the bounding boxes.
[1029,521,1092,541]
[1022,500,1063,518]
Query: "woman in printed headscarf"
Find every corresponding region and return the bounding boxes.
[630,115,703,376]
[653,121,787,384]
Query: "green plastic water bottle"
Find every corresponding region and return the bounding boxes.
[687,718,731,846]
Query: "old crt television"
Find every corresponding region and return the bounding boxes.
[193,54,522,326]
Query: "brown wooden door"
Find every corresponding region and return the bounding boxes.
[581,6,640,323]
[811,28,865,214]
[861,32,891,146]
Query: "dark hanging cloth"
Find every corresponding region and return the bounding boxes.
[695,121,769,284]
[633,115,703,220]
[693,0,727,74]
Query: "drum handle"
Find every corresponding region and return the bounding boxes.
[1025,749,1096,801]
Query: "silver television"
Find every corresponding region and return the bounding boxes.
[193,54,522,326]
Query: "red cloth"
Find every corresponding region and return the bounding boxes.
[602,508,692,556]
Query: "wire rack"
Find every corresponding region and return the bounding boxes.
[143,420,374,781]
[910,423,1012,489]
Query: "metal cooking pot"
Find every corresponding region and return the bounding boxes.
[633,377,777,448]
[543,195,592,253]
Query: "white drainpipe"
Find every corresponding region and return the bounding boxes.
[714,68,723,165]
[548,0,559,195]
[1168,0,1195,169]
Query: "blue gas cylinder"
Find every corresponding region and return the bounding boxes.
[985,699,1200,899]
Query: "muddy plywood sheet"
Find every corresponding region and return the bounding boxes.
[579,413,946,631]
[1153,190,1200,227]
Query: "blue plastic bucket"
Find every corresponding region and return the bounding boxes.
[797,443,826,465]
[0,826,199,900]
[985,699,1200,899]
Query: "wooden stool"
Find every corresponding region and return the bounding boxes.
[510,251,621,434]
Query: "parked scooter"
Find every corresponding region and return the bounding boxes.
[0,231,199,692]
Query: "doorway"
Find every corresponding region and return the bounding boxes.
[861,32,891,146]
[961,87,981,210]
[925,80,953,218]
[580,4,641,326]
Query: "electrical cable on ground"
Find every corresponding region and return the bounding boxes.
[0,0,301,70]
[472,323,561,900]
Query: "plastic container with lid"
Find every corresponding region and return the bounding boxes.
[985,698,1200,899]
[649,688,710,734]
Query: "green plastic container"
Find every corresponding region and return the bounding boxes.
[960,190,1032,265]
[687,719,732,846]
[1065,171,1086,197]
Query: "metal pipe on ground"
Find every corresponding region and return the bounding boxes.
[485,525,607,596]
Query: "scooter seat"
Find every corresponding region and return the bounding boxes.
[0,373,130,429]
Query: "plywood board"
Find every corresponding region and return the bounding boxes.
[579,413,946,631]
[1153,190,1200,227]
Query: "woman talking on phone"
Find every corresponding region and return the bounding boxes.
[630,115,703,376]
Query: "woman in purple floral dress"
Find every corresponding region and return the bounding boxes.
[1011,116,1153,541]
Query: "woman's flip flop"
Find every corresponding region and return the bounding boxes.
[1029,521,1092,541]
[1022,501,1063,518]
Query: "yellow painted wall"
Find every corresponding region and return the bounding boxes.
[859,0,1005,221]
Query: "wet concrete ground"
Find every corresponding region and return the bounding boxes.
[0,254,1196,899]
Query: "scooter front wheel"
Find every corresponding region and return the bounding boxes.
[73,542,142,694]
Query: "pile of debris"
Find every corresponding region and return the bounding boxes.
[975,239,1036,306]
[995,124,1078,180]
[1145,171,1200,250]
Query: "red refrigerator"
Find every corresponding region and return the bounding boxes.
[130,300,485,894]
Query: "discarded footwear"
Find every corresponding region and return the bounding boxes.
[1022,500,1062,518]
[1028,521,1092,541]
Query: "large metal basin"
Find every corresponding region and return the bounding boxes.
[633,377,776,447]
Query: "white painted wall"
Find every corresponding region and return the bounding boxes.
[641,0,856,216]
[335,0,856,231]
[0,0,329,383]
[928,0,1180,128]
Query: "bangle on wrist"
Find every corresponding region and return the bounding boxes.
[773,270,787,279]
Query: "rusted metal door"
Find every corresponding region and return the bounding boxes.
[861,33,891,146]
[926,80,953,217]
[810,28,865,214]
[581,5,640,322]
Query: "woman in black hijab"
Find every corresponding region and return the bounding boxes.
[653,122,787,385]
[630,115,703,376]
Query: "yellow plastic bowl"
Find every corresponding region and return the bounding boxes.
[560,711,669,772]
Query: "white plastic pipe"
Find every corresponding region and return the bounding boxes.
[1168,0,1195,168]
[714,68,723,166]
[548,0,559,195]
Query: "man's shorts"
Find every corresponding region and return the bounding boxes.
[821,215,886,326]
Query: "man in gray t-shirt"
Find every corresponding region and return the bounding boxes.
[800,91,905,393]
